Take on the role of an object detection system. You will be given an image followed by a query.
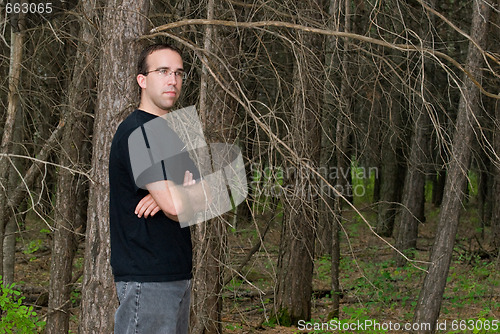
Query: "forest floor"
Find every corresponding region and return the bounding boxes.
[11,197,500,333]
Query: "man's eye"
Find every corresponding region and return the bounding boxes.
[175,71,184,77]
[159,69,168,75]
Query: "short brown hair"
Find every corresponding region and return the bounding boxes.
[137,44,182,76]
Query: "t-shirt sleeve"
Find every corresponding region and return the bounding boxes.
[115,131,142,193]
[127,122,200,189]
[125,125,168,190]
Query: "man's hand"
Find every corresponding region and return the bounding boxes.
[183,170,196,186]
[135,171,197,220]
[135,193,161,218]
[144,169,212,224]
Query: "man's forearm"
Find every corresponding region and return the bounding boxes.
[146,179,211,223]
[146,180,187,218]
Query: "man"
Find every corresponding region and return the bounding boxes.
[109,43,206,334]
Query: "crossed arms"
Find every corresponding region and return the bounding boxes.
[135,170,211,222]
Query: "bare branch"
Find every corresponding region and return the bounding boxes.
[148,19,500,99]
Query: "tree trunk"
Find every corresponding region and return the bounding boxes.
[191,1,239,332]
[316,0,341,258]
[376,80,406,237]
[79,0,149,332]
[376,4,410,238]
[394,0,435,266]
[376,134,404,237]
[2,219,16,286]
[488,1,500,246]
[191,1,224,333]
[412,1,492,332]
[275,1,324,325]
[191,219,225,334]
[330,91,349,320]
[46,2,96,332]
[492,99,500,251]
[394,110,428,266]
[2,103,26,287]
[330,0,351,319]
[0,16,25,280]
[477,152,490,231]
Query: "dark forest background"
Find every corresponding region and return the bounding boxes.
[0,0,499,333]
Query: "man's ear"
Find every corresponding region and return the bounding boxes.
[137,74,147,89]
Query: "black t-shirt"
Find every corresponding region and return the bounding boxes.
[109,109,193,282]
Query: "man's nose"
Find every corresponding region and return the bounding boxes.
[166,72,178,85]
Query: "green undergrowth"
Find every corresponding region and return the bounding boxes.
[303,249,499,333]
[0,276,45,333]
[225,166,499,333]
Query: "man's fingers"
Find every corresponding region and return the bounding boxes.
[136,194,154,217]
[183,171,191,184]
[143,204,154,218]
[136,202,148,217]
[135,197,147,214]
[183,170,194,186]
[143,201,161,218]
[183,170,193,187]
[150,206,161,217]
[136,193,161,218]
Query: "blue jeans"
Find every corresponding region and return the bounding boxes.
[114,280,191,334]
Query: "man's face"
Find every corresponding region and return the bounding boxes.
[137,49,184,115]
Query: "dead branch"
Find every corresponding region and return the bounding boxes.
[148,19,500,99]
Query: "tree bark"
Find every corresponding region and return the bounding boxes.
[375,2,410,238]
[376,76,406,238]
[79,0,149,332]
[2,103,26,287]
[492,99,500,250]
[394,110,428,265]
[490,0,500,251]
[412,1,492,332]
[275,0,324,325]
[46,1,96,332]
[394,0,435,266]
[316,0,341,258]
[191,220,225,334]
[376,132,404,237]
[477,158,490,229]
[0,14,25,280]
[190,1,224,333]
[330,0,351,319]
[191,1,239,332]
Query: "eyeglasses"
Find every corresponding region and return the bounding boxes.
[144,68,187,80]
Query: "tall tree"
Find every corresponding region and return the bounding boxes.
[375,1,409,238]
[190,0,232,332]
[376,82,405,237]
[328,0,353,319]
[317,0,341,258]
[490,0,500,252]
[0,7,25,283]
[2,99,25,286]
[394,0,436,267]
[412,1,492,332]
[493,98,500,250]
[79,0,149,332]
[275,0,324,325]
[46,1,97,332]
